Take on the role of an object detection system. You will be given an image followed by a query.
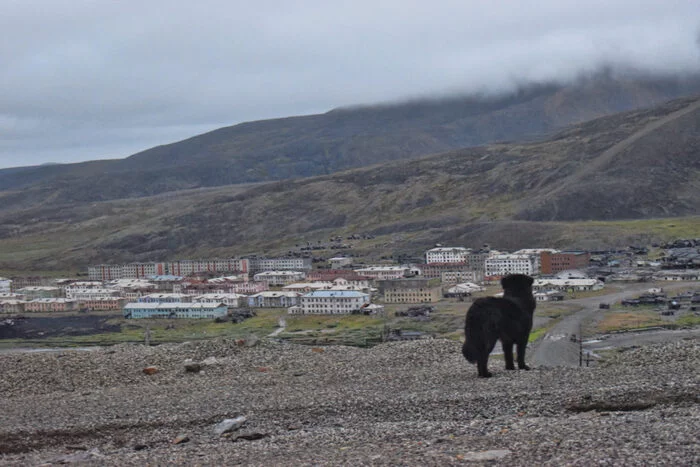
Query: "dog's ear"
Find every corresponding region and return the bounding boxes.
[501,275,513,289]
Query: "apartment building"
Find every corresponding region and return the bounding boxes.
[294,290,370,315]
[354,266,410,281]
[247,291,301,308]
[540,251,591,274]
[123,302,228,319]
[440,270,479,284]
[65,288,122,301]
[484,254,537,277]
[16,286,63,300]
[418,262,480,282]
[192,293,245,308]
[533,278,603,292]
[425,247,471,264]
[89,258,249,280]
[0,300,26,313]
[248,257,312,274]
[328,257,353,269]
[80,298,125,311]
[379,278,442,304]
[24,298,79,312]
[0,277,12,293]
[137,293,191,303]
[253,271,306,287]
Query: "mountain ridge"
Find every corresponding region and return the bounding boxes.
[3,73,700,209]
[1,94,699,270]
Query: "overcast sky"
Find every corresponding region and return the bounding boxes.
[1,1,699,169]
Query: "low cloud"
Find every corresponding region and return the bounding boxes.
[1,1,698,167]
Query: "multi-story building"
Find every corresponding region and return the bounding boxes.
[540,251,591,274]
[168,259,249,276]
[425,247,471,264]
[293,290,370,315]
[379,278,442,304]
[79,298,125,311]
[0,300,26,313]
[0,292,24,300]
[88,265,124,281]
[418,263,481,282]
[0,277,12,293]
[137,293,191,303]
[16,286,63,300]
[354,266,410,281]
[441,270,478,284]
[123,302,228,319]
[484,254,537,277]
[515,249,560,274]
[248,258,312,274]
[247,291,301,308]
[533,278,604,292]
[283,282,334,293]
[24,298,79,312]
[192,293,245,308]
[253,271,306,287]
[89,259,249,280]
[328,257,353,269]
[464,250,491,275]
[306,270,371,283]
[65,288,122,301]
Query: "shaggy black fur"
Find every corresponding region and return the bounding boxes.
[462,274,536,377]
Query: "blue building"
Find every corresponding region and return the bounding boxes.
[123,302,227,319]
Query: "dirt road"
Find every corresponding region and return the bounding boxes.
[531,281,697,367]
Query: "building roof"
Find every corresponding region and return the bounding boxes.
[249,291,301,298]
[426,247,470,253]
[124,302,225,310]
[303,290,368,298]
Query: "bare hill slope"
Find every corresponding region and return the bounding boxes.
[0,95,699,270]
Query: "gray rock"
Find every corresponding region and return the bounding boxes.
[213,416,247,436]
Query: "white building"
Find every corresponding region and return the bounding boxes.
[253,271,306,286]
[533,278,604,292]
[441,270,478,284]
[0,277,12,293]
[247,291,301,308]
[353,266,410,281]
[514,249,558,274]
[138,293,191,303]
[283,282,334,293]
[123,302,228,319]
[425,247,471,264]
[65,288,122,301]
[329,257,353,268]
[292,290,371,315]
[249,257,312,273]
[192,293,246,308]
[485,254,537,277]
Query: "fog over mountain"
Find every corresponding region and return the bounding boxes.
[1,1,699,168]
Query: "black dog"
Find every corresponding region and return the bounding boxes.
[462,274,536,377]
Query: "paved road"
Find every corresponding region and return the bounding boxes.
[531,281,697,367]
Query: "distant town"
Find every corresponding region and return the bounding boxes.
[1,239,699,320]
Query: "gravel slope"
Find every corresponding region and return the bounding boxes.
[0,337,698,466]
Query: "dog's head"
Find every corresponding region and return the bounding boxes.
[501,274,534,293]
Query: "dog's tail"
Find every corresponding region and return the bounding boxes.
[462,338,477,363]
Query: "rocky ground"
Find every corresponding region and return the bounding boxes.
[0,336,698,466]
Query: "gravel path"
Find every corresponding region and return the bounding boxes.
[0,337,698,465]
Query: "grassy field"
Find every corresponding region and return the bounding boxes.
[595,310,666,333]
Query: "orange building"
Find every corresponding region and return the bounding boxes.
[540,251,591,274]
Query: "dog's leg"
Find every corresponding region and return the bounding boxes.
[502,340,515,370]
[516,341,530,370]
[477,356,492,378]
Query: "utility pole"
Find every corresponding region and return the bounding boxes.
[578,323,583,367]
